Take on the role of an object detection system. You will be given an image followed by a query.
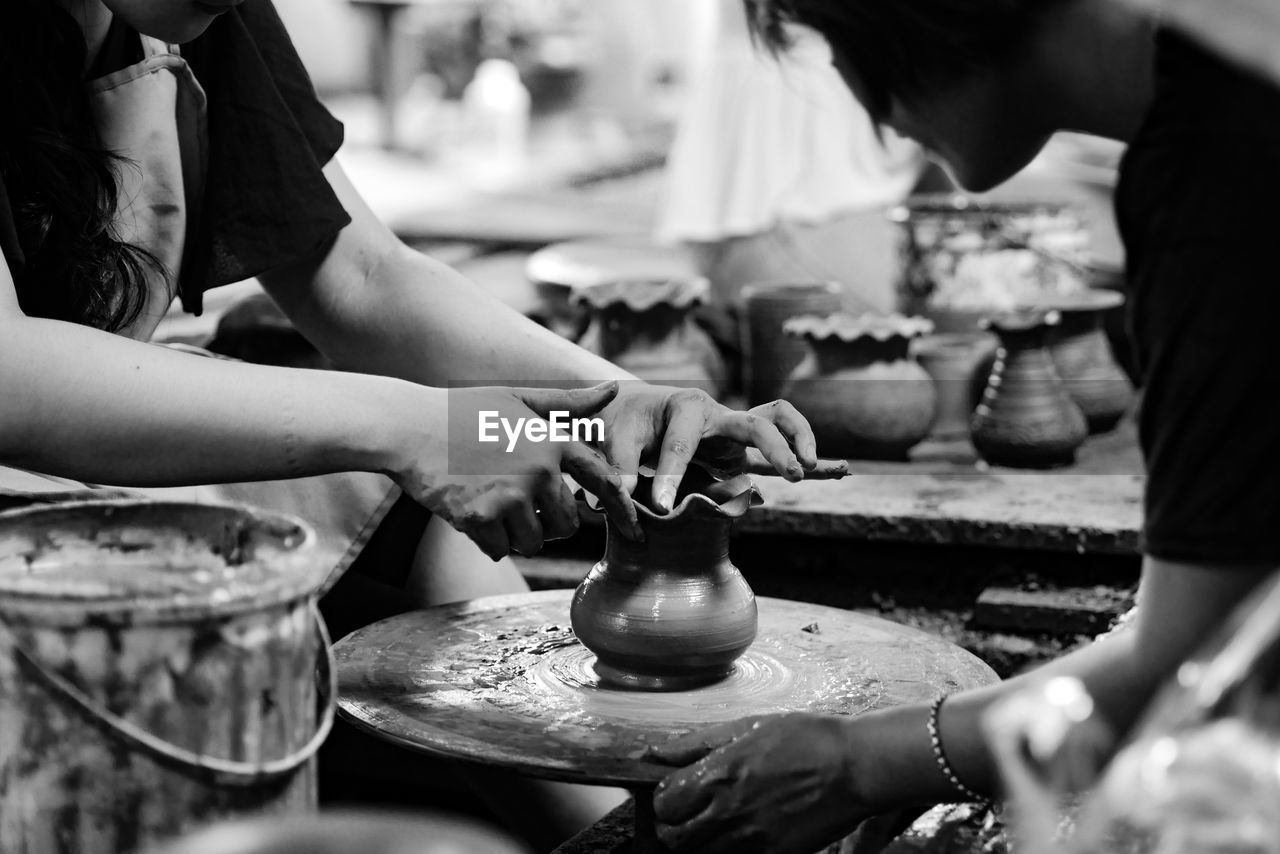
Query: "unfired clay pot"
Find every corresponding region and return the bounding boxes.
[1044,290,1134,434]
[570,469,761,691]
[572,276,725,396]
[780,313,938,461]
[971,311,1089,468]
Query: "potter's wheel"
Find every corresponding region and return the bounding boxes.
[335,590,996,787]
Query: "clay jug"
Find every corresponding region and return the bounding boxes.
[971,311,1089,468]
[573,276,725,396]
[1045,290,1134,434]
[780,313,938,461]
[570,469,761,691]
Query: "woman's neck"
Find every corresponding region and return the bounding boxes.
[1033,0,1158,142]
[55,0,113,74]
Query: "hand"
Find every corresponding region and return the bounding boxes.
[388,381,639,559]
[649,714,871,854]
[597,385,818,513]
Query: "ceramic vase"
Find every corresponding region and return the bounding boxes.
[780,313,938,461]
[570,470,761,691]
[573,276,725,396]
[740,281,844,406]
[971,311,1089,469]
[915,332,999,440]
[1044,290,1134,434]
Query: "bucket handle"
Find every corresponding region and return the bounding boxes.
[9,603,337,787]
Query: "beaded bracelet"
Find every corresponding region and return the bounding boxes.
[927,694,987,803]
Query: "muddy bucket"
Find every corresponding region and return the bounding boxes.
[0,500,335,854]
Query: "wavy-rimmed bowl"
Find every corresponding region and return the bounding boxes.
[571,470,762,691]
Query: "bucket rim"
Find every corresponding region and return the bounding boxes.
[0,498,324,624]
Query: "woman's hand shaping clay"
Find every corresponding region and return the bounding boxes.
[387,381,638,560]
[595,385,818,513]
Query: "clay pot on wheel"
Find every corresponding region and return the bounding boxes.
[1044,290,1134,433]
[571,468,762,691]
[971,311,1089,468]
[779,313,938,461]
[572,276,725,396]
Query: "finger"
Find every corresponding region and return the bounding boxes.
[652,398,710,512]
[710,410,802,481]
[601,416,644,497]
[460,516,511,562]
[646,724,747,766]
[653,764,720,826]
[754,399,818,468]
[658,806,728,854]
[516,381,619,419]
[742,449,849,480]
[537,476,580,541]
[561,441,642,540]
[502,496,544,556]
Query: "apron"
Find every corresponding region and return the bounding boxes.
[0,33,399,592]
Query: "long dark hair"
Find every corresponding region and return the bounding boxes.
[744,0,1057,121]
[0,1,163,332]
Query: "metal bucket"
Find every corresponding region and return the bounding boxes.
[0,500,334,854]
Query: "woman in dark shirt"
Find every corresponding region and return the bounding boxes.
[0,0,821,846]
[650,1,1280,852]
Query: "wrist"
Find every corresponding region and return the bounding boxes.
[343,375,441,478]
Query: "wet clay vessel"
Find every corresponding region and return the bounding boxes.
[971,311,1089,468]
[780,313,938,461]
[570,468,761,691]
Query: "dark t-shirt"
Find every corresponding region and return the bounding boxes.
[0,0,351,315]
[1116,30,1280,564]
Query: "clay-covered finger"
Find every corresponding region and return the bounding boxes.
[601,417,644,497]
[652,399,711,512]
[501,496,544,556]
[537,476,580,541]
[655,789,729,853]
[646,723,746,766]
[561,442,642,540]
[653,764,719,826]
[460,516,511,562]
[711,411,802,480]
[752,399,818,468]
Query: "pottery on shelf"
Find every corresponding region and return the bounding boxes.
[570,468,761,691]
[741,281,844,406]
[571,275,725,396]
[914,332,999,440]
[971,311,1089,469]
[779,313,938,461]
[1042,290,1134,434]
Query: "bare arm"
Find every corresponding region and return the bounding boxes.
[258,160,817,510]
[259,161,634,387]
[0,245,410,486]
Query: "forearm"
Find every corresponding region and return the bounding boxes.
[287,243,633,386]
[262,161,635,388]
[849,556,1273,811]
[0,315,410,486]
